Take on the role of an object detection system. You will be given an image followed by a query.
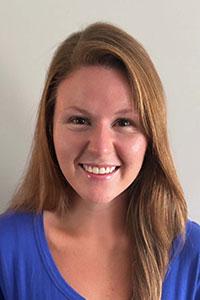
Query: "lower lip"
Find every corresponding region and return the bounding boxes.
[80,166,119,180]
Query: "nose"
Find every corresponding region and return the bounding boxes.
[87,124,115,156]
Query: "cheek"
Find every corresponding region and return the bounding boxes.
[53,131,72,162]
[131,136,147,153]
[124,135,147,161]
[53,130,86,165]
[54,129,75,151]
[117,135,147,182]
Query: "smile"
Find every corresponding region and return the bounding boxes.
[80,164,120,175]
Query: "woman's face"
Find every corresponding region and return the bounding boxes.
[53,66,147,205]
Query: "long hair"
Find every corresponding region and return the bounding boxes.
[7,22,187,299]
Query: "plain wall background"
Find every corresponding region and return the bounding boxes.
[0,0,199,222]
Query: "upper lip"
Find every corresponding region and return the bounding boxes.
[79,163,120,168]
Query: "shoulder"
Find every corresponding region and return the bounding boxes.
[163,221,200,299]
[0,210,34,234]
[184,219,200,253]
[169,219,200,274]
[172,220,200,256]
[0,210,37,253]
[0,210,41,278]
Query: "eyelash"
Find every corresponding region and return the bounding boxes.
[114,118,132,127]
[68,116,91,126]
[68,116,135,128]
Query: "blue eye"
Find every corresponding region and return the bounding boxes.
[69,116,90,125]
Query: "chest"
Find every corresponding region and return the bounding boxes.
[47,236,133,300]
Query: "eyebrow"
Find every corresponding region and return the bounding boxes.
[65,106,135,115]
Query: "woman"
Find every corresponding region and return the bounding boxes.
[0,22,199,300]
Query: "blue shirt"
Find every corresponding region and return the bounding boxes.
[0,211,199,299]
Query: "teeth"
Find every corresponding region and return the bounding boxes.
[82,165,116,174]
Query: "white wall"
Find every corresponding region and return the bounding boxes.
[0,0,199,222]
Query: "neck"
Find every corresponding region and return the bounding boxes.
[58,192,130,243]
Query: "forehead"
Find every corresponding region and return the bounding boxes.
[55,66,136,114]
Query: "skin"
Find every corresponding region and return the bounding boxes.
[51,65,148,241]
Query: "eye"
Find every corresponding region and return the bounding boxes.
[113,118,139,133]
[68,116,91,126]
[114,118,133,127]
